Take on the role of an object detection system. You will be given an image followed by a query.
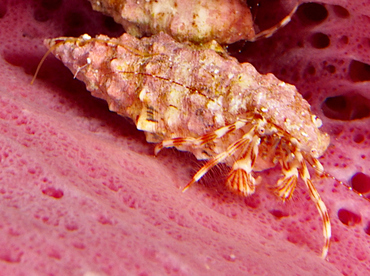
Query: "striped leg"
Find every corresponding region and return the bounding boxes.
[182,124,260,192]
[275,151,299,201]
[227,134,260,196]
[296,151,331,259]
[250,2,299,42]
[306,155,325,176]
[154,119,249,155]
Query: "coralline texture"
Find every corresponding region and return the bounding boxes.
[45,32,329,158]
[88,0,255,44]
[2,0,370,274]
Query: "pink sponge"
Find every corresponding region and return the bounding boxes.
[0,0,369,275]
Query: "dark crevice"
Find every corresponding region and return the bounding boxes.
[42,187,64,199]
[324,65,336,74]
[332,5,350,18]
[349,60,370,82]
[351,172,370,194]
[310,32,330,49]
[364,222,370,235]
[353,133,365,143]
[337,208,361,226]
[339,35,349,45]
[305,64,316,76]
[269,209,289,219]
[41,0,63,11]
[33,8,50,22]
[297,3,328,25]
[322,94,370,120]
[0,0,7,19]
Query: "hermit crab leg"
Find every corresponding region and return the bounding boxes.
[296,151,331,259]
[250,2,299,42]
[181,124,259,192]
[154,119,251,155]
[227,135,260,196]
[275,150,300,201]
[306,154,325,176]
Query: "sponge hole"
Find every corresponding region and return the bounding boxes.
[337,208,361,226]
[65,223,79,231]
[310,32,330,49]
[244,197,260,209]
[0,0,7,19]
[353,133,365,144]
[42,187,64,199]
[33,8,50,22]
[33,0,62,22]
[351,172,370,194]
[339,35,349,45]
[0,249,23,263]
[324,65,336,74]
[64,11,86,29]
[364,222,370,235]
[40,0,63,11]
[297,3,328,24]
[305,64,316,76]
[322,94,370,120]
[349,60,370,82]
[332,5,350,18]
[269,209,289,219]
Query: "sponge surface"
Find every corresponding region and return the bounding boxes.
[0,0,369,275]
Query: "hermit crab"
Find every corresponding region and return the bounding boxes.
[33,30,331,258]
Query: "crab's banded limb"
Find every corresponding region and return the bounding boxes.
[198,119,249,146]
[250,2,299,42]
[275,172,298,201]
[154,137,196,155]
[182,135,253,193]
[154,119,250,155]
[182,123,262,192]
[297,152,331,259]
[275,155,300,201]
[306,155,325,176]
[227,134,260,196]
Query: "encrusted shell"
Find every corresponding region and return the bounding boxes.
[88,0,255,44]
[45,32,329,158]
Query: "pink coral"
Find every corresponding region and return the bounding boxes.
[0,0,370,275]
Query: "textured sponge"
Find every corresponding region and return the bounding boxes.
[0,0,369,275]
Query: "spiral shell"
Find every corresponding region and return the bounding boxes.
[88,0,255,44]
